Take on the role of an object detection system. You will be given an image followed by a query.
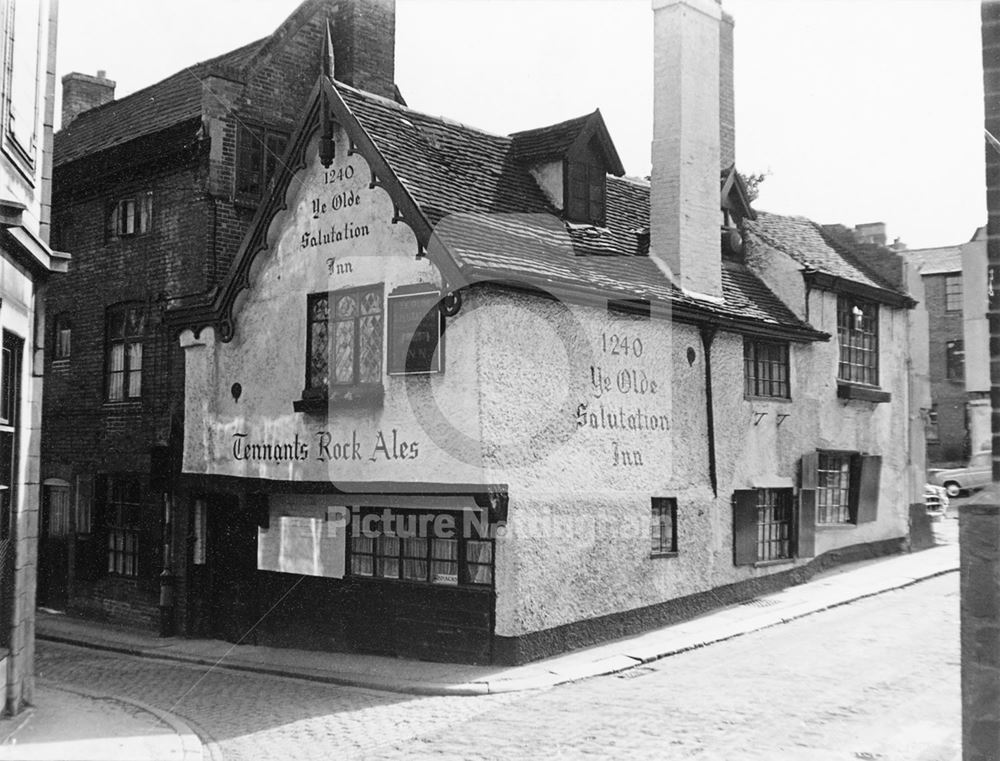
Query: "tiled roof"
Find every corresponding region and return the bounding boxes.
[54,38,265,167]
[509,113,594,164]
[340,86,818,334]
[746,212,906,295]
[899,245,963,275]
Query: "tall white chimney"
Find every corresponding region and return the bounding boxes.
[651,0,723,302]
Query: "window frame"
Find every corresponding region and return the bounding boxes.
[650,497,678,557]
[348,507,494,588]
[53,312,71,361]
[107,192,153,240]
[837,295,880,387]
[104,303,146,403]
[944,274,963,313]
[99,475,142,578]
[815,452,853,525]
[800,450,882,529]
[235,122,289,202]
[743,337,791,400]
[732,488,796,566]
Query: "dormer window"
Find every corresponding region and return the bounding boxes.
[565,156,606,225]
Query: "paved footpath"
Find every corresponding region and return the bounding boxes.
[29,571,960,761]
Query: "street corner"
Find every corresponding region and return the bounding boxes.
[0,684,203,761]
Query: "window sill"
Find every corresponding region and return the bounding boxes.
[753,558,794,568]
[816,522,857,530]
[103,400,142,410]
[293,385,384,414]
[837,382,891,404]
[650,551,678,559]
[744,395,792,404]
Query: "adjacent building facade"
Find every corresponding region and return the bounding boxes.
[900,228,990,464]
[42,0,917,665]
[0,0,67,714]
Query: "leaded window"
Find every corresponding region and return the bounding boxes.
[307,286,383,391]
[743,338,790,398]
[837,296,878,386]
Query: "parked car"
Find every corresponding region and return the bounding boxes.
[929,451,993,497]
[925,484,949,516]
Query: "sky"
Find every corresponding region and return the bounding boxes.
[55,0,985,250]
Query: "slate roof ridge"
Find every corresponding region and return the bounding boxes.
[611,174,650,187]
[335,80,511,141]
[508,111,595,140]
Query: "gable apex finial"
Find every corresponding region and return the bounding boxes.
[322,18,335,79]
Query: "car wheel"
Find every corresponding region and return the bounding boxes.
[944,481,962,498]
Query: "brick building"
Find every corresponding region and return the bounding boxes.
[901,239,976,463]
[40,0,398,630]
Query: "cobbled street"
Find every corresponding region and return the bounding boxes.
[35,572,960,761]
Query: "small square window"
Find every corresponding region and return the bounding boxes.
[108,192,152,238]
[236,124,289,200]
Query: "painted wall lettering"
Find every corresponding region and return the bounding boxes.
[578,331,669,466]
[231,429,420,464]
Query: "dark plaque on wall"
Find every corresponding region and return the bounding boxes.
[387,291,443,375]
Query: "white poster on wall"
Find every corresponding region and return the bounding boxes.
[257,494,347,578]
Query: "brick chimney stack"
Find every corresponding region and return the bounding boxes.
[720,10,735,169]
[61,70,115,128]
[332,0,396,100]
[650,0,723,302]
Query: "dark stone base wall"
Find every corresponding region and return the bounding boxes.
[494,535,907,666]
[961,503,1000,761]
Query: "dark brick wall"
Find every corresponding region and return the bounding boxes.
[924,271,969,462]
[42,2,375,630]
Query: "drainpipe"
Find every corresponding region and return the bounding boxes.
[701,326,718,497]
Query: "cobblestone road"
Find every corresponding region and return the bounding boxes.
[37,572,959,761]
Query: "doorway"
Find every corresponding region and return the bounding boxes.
[38,481,70,609]
[194,494,259,643]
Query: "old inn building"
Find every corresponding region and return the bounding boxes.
[43,0,919,665]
